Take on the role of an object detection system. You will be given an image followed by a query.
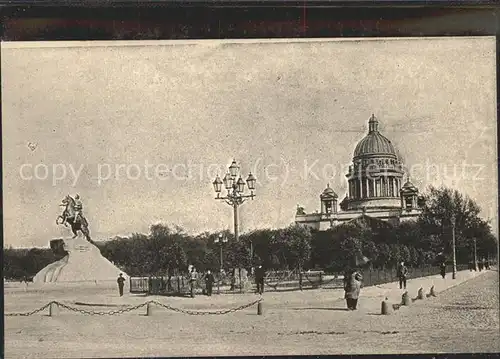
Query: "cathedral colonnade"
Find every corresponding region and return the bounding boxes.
[295,113,422,231]
[347,175,402,199]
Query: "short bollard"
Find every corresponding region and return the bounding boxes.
[257,302,263,315]
[381,298,392,315]
[49,302,59,316]
[402,291,411,306]
[417,288,424,300]
[146,302,154,316]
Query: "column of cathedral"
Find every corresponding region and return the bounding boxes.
[364,176,401,198]
[349,176,402,199]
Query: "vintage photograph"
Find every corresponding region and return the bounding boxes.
[2,37,499,357]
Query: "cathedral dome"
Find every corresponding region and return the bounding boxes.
[353,114,397,159]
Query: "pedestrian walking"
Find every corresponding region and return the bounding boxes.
[397,261,409,289]
[344,268,363,310]
[117,273,125,297]
[255,265,265,294]
[189,267,198,298]
[478,259,484,271]
[440,262,446,279]
[204,270,215,296]
[468,259,475,271]
[485,259,490,270]
[230,269,236,291]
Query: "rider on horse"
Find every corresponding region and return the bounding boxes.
[74,194,83,224]
[57,194,93,243]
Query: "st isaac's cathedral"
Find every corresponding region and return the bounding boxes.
[295,114,423,231]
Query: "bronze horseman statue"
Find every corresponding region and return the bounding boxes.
[56,194,95,245]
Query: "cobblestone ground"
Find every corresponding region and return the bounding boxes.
[4,270,499,357]
[348,270,500,354]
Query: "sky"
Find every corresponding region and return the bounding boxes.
[2,37,497,248]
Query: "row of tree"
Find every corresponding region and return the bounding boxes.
[3,247,65,280]
[3,186,498,280]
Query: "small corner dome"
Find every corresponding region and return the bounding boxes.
[320,184,338,199]
[401,179,418,192]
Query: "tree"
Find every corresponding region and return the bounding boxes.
[338,236,363,268]
[409,246,419,266]
[390,244,402,266]
[391,221,422,246]
[310,229,338,271]
[376,243,392,268]
[267,231,288,269]
[3,247,64,280]
[419,185,497,263]
[241,228,277,268]
[420,186,481,235]
[149,224,188,276]
[361,239,378,268]
[280,224,312,270]
[5,185,496,282]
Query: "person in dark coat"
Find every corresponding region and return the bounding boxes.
[481,258,487,271]
[468,259,474,272]
[189,267,198,298]
[204,270,215,296]
[255,265,265,294]
[342,268,352,301]
[117,273,125,297]
[344,268,363,310]
[440,262,446,279]
[397,261,409,290]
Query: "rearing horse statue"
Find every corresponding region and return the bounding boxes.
[56,195,94,245]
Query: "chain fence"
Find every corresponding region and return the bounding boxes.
[4,302,53,317]
[150,298,262,315]
[5,298,262,317]
[54,301,150,316]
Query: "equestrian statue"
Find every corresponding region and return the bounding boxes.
[56,194,95,245]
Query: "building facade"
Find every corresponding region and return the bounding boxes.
[295,114,423,231]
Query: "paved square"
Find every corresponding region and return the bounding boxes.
[5,270,498,357]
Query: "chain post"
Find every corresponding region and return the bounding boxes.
[49,301,59,317]
[146,301,153,316]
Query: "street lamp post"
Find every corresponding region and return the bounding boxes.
[473,238,478,271]
[214,233,228,294]
[214,233,228,271]
[213,159,257,291]
[451,213,457,279]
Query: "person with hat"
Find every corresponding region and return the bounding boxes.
[254,264,265,294]
[397,261,409,290]
[74,194,83,223]
[189,267,198,298]
[204,270,215,296]
[440,261,446,279]
[344,267,363,310]
[117,273,125,297]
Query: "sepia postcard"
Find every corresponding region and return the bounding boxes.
[2,37,499,358]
